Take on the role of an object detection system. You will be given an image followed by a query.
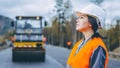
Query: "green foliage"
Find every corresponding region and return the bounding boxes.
[43,17,75,47]
[107,22,120,51]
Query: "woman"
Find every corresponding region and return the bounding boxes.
[67,4,108,68]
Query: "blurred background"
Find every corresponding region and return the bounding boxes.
[0,0,120,68]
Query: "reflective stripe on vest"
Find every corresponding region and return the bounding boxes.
[67,37,108,68]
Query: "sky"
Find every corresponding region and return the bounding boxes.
[0,0,120,25]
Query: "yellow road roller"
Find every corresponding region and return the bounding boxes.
[12,16,46,62]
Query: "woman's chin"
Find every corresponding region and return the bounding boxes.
[76,28,78,31]
[76,28,80,31]
[76,28,83,32]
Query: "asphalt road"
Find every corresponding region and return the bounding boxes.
[0,45,120,68]
[0,47,64,68]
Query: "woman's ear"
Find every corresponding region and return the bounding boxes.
[88,24,92,27]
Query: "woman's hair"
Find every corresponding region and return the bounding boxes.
[87,15,103,39]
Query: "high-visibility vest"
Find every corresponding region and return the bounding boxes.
[11,37,15,41]
[43,37,47,42]
[67,41,72,46]
[67,37,108,68]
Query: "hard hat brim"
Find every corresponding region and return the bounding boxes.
[75,11,98,20]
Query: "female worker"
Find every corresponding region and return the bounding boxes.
[67,4,108,68]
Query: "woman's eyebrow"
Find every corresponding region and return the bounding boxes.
[79,14,87,17]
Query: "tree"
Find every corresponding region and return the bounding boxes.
[107,20,120,51]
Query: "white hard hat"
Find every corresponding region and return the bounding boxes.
[76,3,106,28]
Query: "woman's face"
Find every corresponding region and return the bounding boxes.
[76,14,91,32]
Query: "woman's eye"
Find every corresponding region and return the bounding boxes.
[80,16,84,19]
[76,16,85,20]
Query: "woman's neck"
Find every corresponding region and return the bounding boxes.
[82,29,94,40]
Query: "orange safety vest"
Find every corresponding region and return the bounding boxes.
[67,37,108,68]
[67,41,72,46]
[11,37,15,42]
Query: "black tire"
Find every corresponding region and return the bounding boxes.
[12,47,45,62]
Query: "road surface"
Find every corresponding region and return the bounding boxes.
[0,47,64,68]
[0,45,120,68]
